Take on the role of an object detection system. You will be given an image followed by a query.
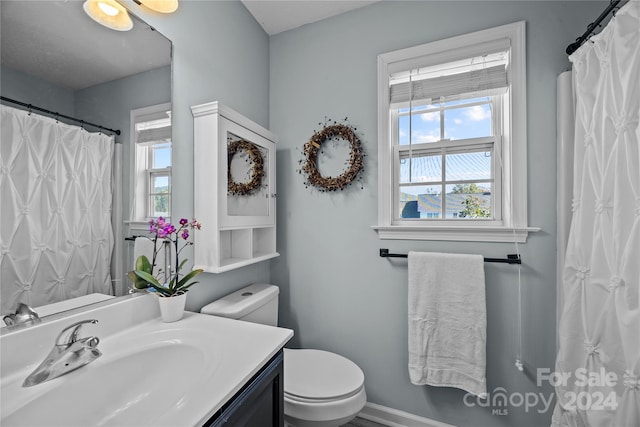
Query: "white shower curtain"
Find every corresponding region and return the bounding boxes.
[0,105,114,315]
[553,2,639,426]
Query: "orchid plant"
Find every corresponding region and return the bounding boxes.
[128,217,203,297]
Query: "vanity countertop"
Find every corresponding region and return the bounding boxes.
[0,294,293,426]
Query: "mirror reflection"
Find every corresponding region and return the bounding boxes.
[227,135,269,217]
[0,0,172,325]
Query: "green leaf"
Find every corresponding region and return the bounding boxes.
[128,271,149,289]
[135,255,153,274]
[177,281,199,292]
[177,269,203,288]
[147,282,171,296]
[133,270,162,287]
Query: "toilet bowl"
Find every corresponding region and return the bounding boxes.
[284,348,366,427]
[201,283,366,427]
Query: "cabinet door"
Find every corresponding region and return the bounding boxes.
[220,118,275,228]
[205,351,284,427]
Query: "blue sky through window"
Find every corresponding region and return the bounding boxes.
[398,97,494,213]
[398,97,491,144]
[153,142,171,169]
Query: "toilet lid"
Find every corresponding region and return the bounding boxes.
[284,349,365,401]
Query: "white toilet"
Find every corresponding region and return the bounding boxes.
[201,283,367,427]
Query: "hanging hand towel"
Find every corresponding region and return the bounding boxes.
[133,237,155,266]
[408,251,487,397]
[133,237,175,280]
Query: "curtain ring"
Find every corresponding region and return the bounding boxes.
[54,112,59,124]
[27,104,32,116]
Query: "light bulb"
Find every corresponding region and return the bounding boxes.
[98,1,119,17]
[136,0,179,14]
[83,0,133,31]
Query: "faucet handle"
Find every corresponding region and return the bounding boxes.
[55,319,99,346]
[3,303,40,326]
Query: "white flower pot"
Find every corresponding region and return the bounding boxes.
[157,292,187,322]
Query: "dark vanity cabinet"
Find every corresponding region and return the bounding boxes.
[205,351,284,427]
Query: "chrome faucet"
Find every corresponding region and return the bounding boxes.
[3,303,40,326]
[22,319,102,387]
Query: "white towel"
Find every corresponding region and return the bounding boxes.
[133,237,176,281]
[408,251,487,397]
[133,237,156,267]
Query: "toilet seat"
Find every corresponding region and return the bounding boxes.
[284,389,364,404]
[283,349,367,426]
[284,348,365,401]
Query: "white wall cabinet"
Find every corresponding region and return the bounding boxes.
[192,101,278,273]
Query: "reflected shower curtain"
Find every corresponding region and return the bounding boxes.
[0,105,114,315]
[552,2,639,426]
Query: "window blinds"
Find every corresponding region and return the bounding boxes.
[388,38,511,105]
[136,125,171,144]
[135,111,171,145]
[390,64,508,105]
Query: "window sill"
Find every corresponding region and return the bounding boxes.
[125,220,151,231]
[372,225,540,243]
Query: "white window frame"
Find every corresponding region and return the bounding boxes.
[374,21,539,242]
[128,102,172,230]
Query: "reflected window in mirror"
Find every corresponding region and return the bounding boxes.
[148,142,171,218]
[131,103,172,225]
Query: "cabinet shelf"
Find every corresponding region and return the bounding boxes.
[212,253,280,274]
[192,102,278,273]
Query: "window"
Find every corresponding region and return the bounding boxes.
[396,95,500,221]
[375,22,537,242]
[129,103,172,227]
[147,140,171,218]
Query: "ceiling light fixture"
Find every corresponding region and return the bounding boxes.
[83,0,133,31]
[134,0,179,14]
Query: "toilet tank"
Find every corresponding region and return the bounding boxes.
[200,283,279,326]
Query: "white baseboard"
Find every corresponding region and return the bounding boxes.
[358,402,458,427]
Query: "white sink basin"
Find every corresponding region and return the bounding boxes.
[1,294,293,426]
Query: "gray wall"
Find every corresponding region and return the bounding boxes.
[1,65,75,118]
[269,2,604,426]
[76,66,171,146]
[0,64,170,138]
[122,0,272,310]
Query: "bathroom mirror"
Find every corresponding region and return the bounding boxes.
[0,1,172,327]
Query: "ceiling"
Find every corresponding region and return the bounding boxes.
[0,1,376,92]
[0,1,170,91]
[241,0,381,35]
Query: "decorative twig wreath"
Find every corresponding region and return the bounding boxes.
[227,140,265,196]
[299,119,364,192]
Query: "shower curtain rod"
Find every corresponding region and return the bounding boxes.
[0,96,121,136]
[566,0,628,55]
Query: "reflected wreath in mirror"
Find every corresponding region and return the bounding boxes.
[299,119,364,192]
[227,140,265,195]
